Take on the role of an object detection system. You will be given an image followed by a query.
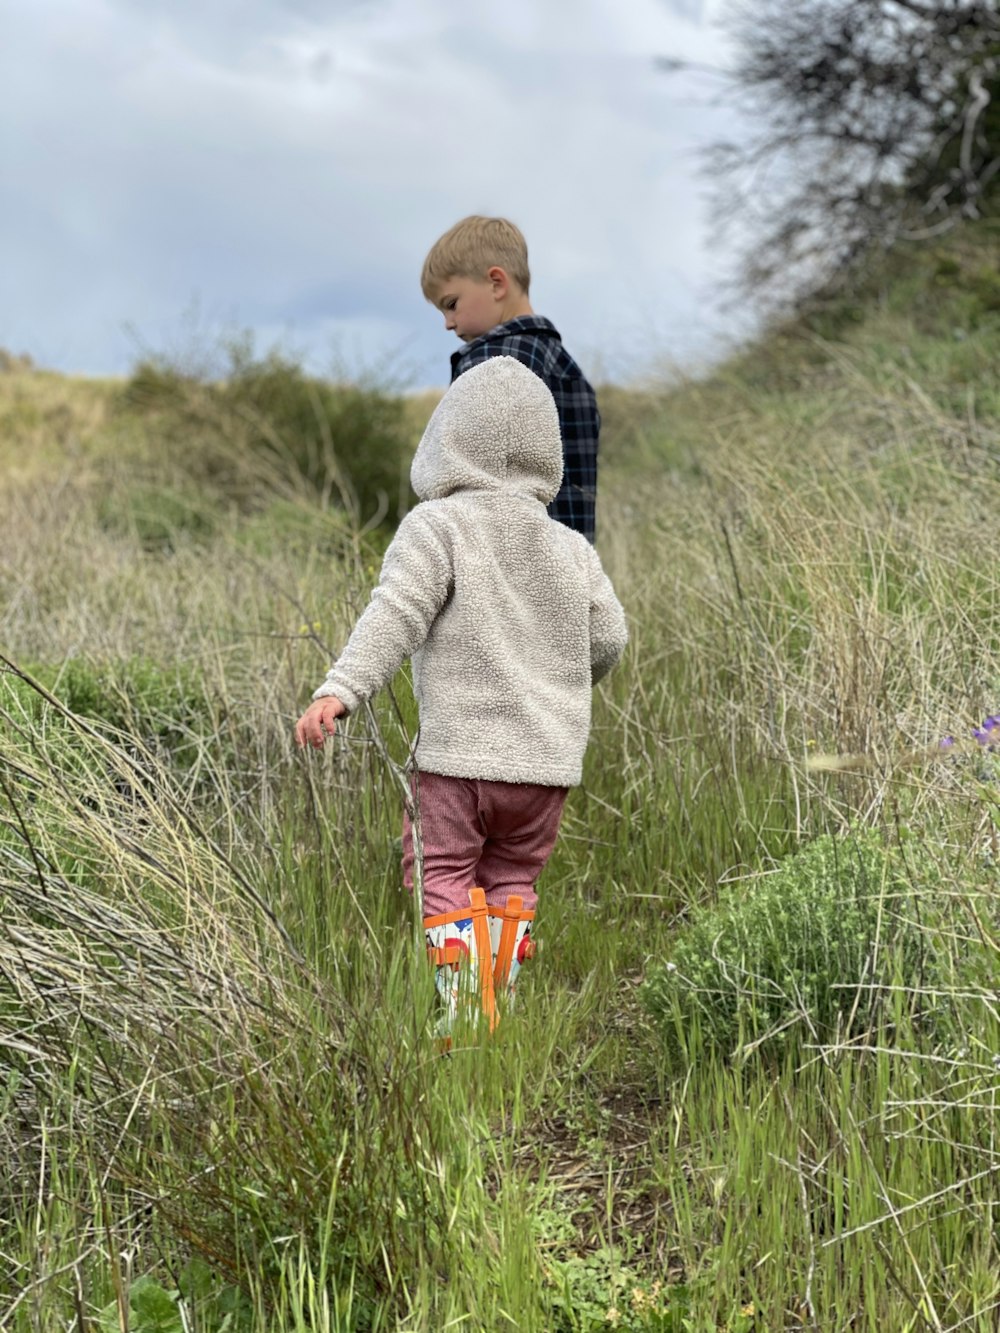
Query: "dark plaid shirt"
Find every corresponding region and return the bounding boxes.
[450,315,599,543]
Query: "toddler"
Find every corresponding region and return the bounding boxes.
[295,357,627,1031]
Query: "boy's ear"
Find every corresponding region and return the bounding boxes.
[487,265,510,300]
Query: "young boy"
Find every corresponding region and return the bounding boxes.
[421,215,601,544]
[294,357,627,1032]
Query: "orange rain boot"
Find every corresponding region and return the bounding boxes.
[489,896,536,1010]
[423,888,498,1039]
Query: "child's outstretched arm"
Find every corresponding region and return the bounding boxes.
[295,508,453,746]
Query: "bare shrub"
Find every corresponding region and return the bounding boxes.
[702,0,1000,305]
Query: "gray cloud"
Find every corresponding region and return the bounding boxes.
[2,0,749,384]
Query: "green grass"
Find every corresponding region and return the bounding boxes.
[2,221,1000,1329]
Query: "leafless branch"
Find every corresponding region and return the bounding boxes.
[674,0,1000,306]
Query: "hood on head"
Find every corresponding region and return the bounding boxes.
[410,357,562,504]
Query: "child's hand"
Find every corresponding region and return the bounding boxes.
[295,696,347,749]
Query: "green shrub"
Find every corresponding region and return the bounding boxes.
[118,342,415,527]
[4,656,215,774]
[641,832,935,1065]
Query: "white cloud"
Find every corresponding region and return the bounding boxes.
[1,0,749,384]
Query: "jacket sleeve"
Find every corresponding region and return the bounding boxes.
[587,547,628,685]
[312,509,454,711]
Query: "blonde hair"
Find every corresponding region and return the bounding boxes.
[421,216,531,298]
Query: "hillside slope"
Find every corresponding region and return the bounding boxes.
[3,220,1000,1329]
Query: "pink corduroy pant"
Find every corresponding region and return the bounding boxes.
[401,772,569,918]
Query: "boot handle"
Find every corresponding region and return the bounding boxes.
[468,888,498,1032]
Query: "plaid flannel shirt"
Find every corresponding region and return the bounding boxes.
[450,316,599,543]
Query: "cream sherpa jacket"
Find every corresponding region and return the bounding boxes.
[312,356,628,786]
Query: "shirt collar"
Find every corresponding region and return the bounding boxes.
[450,317,562,375]
[463,315,560,349]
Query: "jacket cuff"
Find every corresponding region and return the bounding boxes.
[312,679,363,713]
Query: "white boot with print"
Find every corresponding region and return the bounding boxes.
[423,887,497,1044]
[488,895,536,1011]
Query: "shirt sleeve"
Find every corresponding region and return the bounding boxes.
[312,509,454,710]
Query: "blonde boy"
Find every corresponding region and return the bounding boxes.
[422,215,600,543]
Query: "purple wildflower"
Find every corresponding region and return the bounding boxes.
[938,712,1000,753]
[974,714,1000,752]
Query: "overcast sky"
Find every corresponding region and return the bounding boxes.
[3,0,748,387]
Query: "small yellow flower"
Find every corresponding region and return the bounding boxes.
[605,1309,621,1327]
[741,1301,756,1317]
[631,1286,647,1309]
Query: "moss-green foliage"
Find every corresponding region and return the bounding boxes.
[536,1201,693,1331]
[641,833,934,1064]
[119,342,415,527]
[4,656,214,773]
[95,1271,254,1333]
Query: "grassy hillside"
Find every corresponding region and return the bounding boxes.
[2,220,1000,1331]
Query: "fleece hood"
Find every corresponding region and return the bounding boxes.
[410,356,562,505]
